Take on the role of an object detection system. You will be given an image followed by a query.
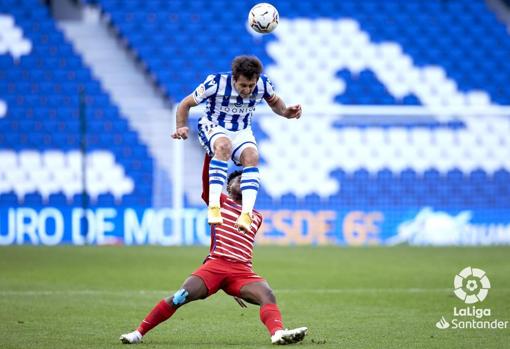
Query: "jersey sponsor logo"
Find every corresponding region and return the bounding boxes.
[218,105,256,114]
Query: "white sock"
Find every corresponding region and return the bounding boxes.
[240,166,260,214]
[209,157,228,207]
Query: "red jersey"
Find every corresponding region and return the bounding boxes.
[201,156,263,266]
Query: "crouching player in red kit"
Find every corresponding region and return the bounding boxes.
[119,155,308,345]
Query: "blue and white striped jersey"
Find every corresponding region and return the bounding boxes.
[192,72,276,131]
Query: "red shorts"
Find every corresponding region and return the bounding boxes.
[191,258,266,297]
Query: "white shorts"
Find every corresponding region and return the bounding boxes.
[197,119,257,165]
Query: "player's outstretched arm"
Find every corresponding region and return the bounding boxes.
[265,94,302,119]
[171,94,199,140]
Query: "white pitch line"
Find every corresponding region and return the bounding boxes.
[0,288,455,296]
[0,290,166,296]
[277,288,452,293]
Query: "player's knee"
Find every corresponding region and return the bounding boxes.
[214,139,232,157]
[171,288,189,306]
[240,148,259,166]
[260,288,276,304]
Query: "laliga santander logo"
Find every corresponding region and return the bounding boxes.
[453,267,490,304]
[436,267,508,330]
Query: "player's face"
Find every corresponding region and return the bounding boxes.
[233,75,258,98]
[227,175,242,202]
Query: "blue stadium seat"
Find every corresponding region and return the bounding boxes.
[0,0,154,207]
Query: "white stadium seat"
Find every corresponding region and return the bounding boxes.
[19,151,42,171]
[42,151,65,169]
[0,151,134,201]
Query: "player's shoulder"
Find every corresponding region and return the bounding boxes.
[216,71,231,80]
[202,72,220,84]
[221,194,241,210]
[203,72,230,84]
[208,72,231,91]
[259,74,275,91]
[220,193,230,204]
[197,73,226,99]
[259,73,270,82]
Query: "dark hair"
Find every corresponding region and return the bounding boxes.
[226,170,242,195]
[227,170,242,185]
[232,55,263,80]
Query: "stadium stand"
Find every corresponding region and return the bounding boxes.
[0,0,152,206]
[88,0,510,211]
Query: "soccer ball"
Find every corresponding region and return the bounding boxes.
[248,3,279,34]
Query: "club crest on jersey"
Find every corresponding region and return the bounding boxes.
[195,84,206,98]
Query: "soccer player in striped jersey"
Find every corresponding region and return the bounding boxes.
[172,55,302,232]
[120,154,307,346]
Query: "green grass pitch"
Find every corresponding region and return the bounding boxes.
[1,246,509,348]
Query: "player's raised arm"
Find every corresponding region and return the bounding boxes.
[171,94,198,140]
[265,94,302,119]
[201,154,212,204]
